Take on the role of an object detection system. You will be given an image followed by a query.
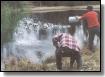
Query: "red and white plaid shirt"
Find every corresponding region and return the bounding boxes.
[52,33,80,52]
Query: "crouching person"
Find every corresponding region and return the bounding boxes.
[52,27,82,71]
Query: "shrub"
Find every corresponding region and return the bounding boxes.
[1,1,25,46]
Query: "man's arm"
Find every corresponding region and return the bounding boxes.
[52,33,62,48]
[77,16,84,20]
[52,36,59,49]
[77,13,86,20]
[52,39,58,48]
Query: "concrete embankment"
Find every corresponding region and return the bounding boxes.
[24,5,100,13]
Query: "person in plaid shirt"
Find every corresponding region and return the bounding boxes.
[52,26,82,70]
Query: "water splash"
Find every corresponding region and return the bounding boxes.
[1,17,99,64]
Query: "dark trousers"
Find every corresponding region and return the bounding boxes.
[88,27,100,51]
[56,46,82,70]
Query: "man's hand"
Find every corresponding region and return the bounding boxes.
[52,40,58,47]
[77,16,82,20]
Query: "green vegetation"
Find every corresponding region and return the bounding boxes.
[1,1,25,46]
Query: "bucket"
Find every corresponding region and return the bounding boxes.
[68,16,80,23]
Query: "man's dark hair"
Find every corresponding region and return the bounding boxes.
[68,26,75,36]
[87,6,93,11]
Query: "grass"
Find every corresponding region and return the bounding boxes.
[81,47,100,71]
[2,47,100,71]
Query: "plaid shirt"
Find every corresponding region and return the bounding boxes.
[52,33,80,52]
